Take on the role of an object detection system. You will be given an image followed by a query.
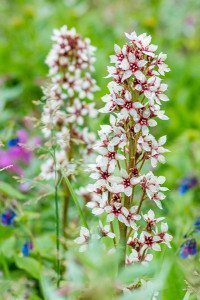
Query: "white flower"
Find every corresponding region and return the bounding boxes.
[133,108,157,135]
[143,209,164,231]
[123,206,141,229]
[56,127,70,149]
[96,147,125,167]
[152,77,169,104]
[149,103,169,120]
[137,134,169,168]
[110,44,127,64]
[150,191,166,209]
[127,232,141,248]
[156,222,173,248]
[153,52,170,76]
[89,160,120,189]
[86,192,108,215]
[140,231,161,251]
[96,115,127,150]
[100,93,118,113]
[40,158,55,180]
[105,202,127,224]
[77,73,99,100]
[139,172,167,200]
[99,221,115,238]
[113,169,140,197]
[135,75,157,100]
[125,31,158,58]
[117,90,143,120]
[67,98,88,125]
[128,249,153,264]
[40,150,76,181]
[74,227,90,252]
[119,52,147,82]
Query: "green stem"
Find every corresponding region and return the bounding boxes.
[52,147,61,288]
[119,118,137,268]
[137,190,146,214]
[62,179,70,237]
[110,222,117,247]
[54,180,61,288]
[119,221,127,268]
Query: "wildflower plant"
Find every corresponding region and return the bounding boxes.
[40,25,99,182]
[38,25,99,286]
[78,31,172,271]
[40,25,99,223]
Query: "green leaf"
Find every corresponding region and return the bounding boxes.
[35,235,55,259]
[63,175,88,228]
[15,256,41,279]
[162,261,185,300]
[0,279,10,295]
[0,237,16,258]
[0,85,22,102]
[0,225,14,241]
[0,181,26,200]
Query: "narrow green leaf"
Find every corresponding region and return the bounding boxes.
[0,181,26,200]
[63,176,88,229]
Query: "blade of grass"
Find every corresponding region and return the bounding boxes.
[50,141,61,288]
[63,175,88,229]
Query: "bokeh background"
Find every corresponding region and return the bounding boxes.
[0,0,200,299]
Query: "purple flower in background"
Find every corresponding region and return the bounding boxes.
[1,209,16,226]
[21,241,33,257]
[178,176,198,195]
[19,182,31,192]
[194,217,200,233]
[7,130,32,164]
[7,137,20,148]
[180,239,197,259]
[0,129,41,176]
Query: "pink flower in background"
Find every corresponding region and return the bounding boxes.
[8,130,32,164]
[0,129,41,176]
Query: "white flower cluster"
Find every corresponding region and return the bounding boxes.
[40,26,99,180]
[76,31,172,264]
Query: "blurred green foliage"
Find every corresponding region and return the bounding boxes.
[0,0,200,137]
[0,0,200,299]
